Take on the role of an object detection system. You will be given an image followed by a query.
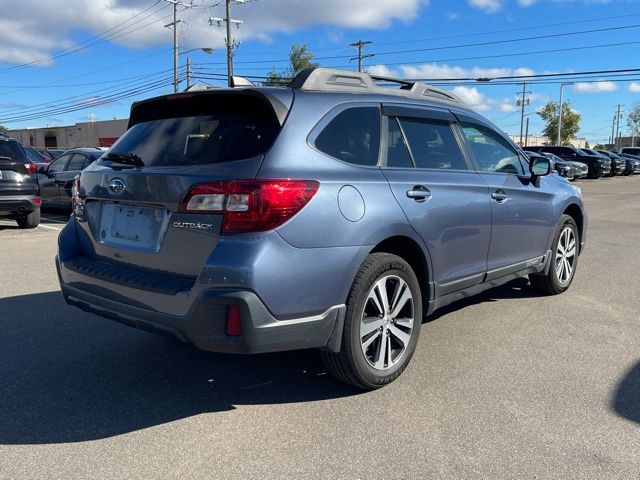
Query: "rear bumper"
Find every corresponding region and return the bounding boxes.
[56,255,345,354]
[0,195,40,215]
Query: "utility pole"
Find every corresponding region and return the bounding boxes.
[614,104,623,150]
[164,0,192,93]
[349,40,374,72]
[186,57,192,90]
[210,0,246,87]
[517,82,530,146]
[524,117,530,147]
[611,115,616,150]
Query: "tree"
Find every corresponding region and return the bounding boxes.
[627,105,640,137]
[0,125,7,135]
[584,140,590,149]
[538,101,581,145]
[265,43,319,86]
[593,144,608,150]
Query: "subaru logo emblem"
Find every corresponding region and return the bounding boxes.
[109,178,126,195]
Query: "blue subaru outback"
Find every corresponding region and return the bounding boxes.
[57,68,586,389]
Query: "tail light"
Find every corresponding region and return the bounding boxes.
[71,176,84,211]
[179,179,319,233]
[24,162,37,175]
[226,305,242,336]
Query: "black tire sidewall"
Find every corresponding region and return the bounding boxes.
[345,254,422,389]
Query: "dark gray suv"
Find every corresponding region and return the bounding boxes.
[0,136,41,228]
[57,68,586,389]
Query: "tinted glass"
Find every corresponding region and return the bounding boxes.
[66,154,86,171]
[0,141,27,161]
[315,107,381,166]
[461,123,524,174]
[24,147,44,163]
[48,154,70,173]
[386,117,413,168]
[110,115,278,167]
[400,118,467,170]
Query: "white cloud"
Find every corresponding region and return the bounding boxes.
[0,0,426,66]
[629,82,640,93]
[573,81,618,93]
[469,0,503,12]
[517,0,538,5]
[452,86,491,111]
[368,62,534,81]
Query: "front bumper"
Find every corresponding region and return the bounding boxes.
[56,255,345,354]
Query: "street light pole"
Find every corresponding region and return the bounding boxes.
[557,82,574,145]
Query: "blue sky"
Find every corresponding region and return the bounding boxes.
[1,0,639,145]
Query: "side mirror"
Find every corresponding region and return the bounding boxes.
[529,156,552,177]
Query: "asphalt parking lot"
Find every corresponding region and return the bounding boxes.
[1,178,639,479]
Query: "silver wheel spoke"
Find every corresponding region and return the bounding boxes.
[375,279,390,314]
[374,330,389,369]
[390,285,412,318]
[388,324,411,348]
[362,330,381,350]
[394,317,414,329]
[556,259,564,278]
[361,316,384,337]
[565,247,576,258]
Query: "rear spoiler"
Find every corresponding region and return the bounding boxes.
[128,88,294,129]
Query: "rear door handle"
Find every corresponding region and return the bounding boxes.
[406,186,432,202]
[491,190,508,202]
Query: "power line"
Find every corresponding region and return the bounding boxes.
[349,41,373,72]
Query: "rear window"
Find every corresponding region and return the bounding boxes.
[0,141,27,161]
[107,94,281,166]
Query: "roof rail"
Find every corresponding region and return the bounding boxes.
[290,68,463,105]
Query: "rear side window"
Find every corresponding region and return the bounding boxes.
[386,117,413,168]
[66,154,86,171]
[108,94,281,167]
[460,123,525,175]
[314,107,381,166]
[399,118,467,170]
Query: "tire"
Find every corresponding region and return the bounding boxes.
[529,214,579,295]
[16,209,40,229]
[322,253,422,390]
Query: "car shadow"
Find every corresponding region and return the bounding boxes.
[612,361,640,424]
[0,291,359,445]
[426,277,545,322]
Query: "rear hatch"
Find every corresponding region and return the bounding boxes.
[74,89,291,279]
[0,141,38,197]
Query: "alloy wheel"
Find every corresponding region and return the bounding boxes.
[555,226,577,285]
[360,275,414,371]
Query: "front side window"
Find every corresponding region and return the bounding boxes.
[315,107,381,166]
[399,118,467,170]
[386,117,413,168]
[460,123,524,175]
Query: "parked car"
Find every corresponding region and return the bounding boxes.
[524,148,587,179]
[619,147,640,157]
[56,68,587,389]
[580,148,625,176]
[0,136,41,228]
[596,150,635,176]
[526,151,575,180]
[524,145,610,178]
[37,147,105,210]
[22,145,50,171]
[617,153,640,175]
[34,148,65,162]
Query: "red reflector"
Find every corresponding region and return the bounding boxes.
[25,163,37,174]
[32,198,42,206]
[226,305,242,336]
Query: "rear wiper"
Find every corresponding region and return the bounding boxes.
[102,152,145,167]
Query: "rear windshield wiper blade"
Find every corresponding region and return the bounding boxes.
[102,152,145,167]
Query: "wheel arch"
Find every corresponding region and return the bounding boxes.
[369,235,432,307]
[562,203,584,250]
